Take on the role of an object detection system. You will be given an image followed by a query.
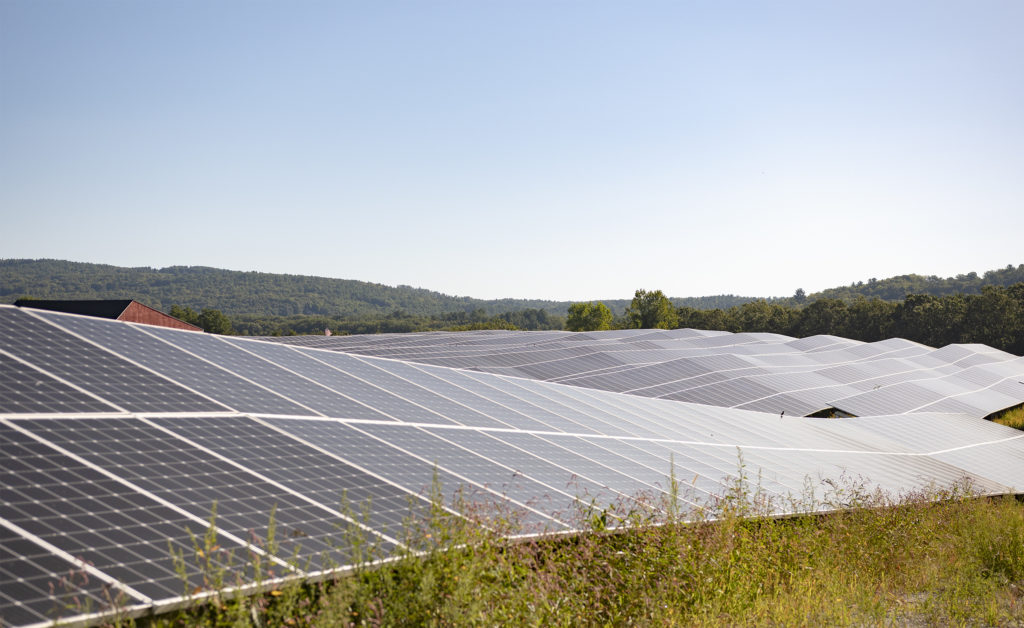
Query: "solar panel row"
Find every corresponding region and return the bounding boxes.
[1,305,1023,627]
[263,328,1024,420]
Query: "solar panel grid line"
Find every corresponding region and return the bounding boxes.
[292,349,468,425]
[23,311,240,416]
[0,422,274,610]
[471,348,625,374]
[914,431,1024,456]
[829,366,1014,416]
[493,378,667,439]
[554,383,735,444]
[345,354,532,429]
[293,413,817,462]
[345,356,539,430]
[901,371,1024,414]
[130,325,326,418]
[402,363,570,431]
[340,422,569,529]
[454,371,614,435]
[456,430,662,511]
[34,313,314,418]
[215,338,398,422]
[548,362,666,385]
[660,355,999,415]
[8,309,223,414]
[0,528,150,628]
[511,356,632,383]
[413,426,628,516]
[552,386,701,442]
[245,416,468,521]
[0,517,154,606]
[595,439,723,499]
[423,369,602,433]
[637,440,796,498]
[255,416,542,529]
[0,348,124,415]
[134,416,406,550]
[528,434,719,502]
[624,363,767,396]
[0,348,128,414]
[19,417,366,573]
[169,332,394,419]
[628,351,920,397]
[148,416,436,542]
[491,431,705,504]
[584,438,734,505]
[0,418,304,577]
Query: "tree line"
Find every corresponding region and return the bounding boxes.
[1,259,576,318]
[568,285,1024,355]
[171,307,566,336]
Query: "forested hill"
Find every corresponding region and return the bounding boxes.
[3,259,1020,319]
[801,265,1024,303]
[0,259,575,317]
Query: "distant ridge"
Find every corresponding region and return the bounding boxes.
[801,265,1024,303]
[2,259,1020,318]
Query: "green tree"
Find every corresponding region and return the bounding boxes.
[198,309,234,335]
[845,297,897,342]
[566,302,614,332]
[733,300,793,334]
[624,289,678,329]
[791,299,849,337]
[169,304,201,326]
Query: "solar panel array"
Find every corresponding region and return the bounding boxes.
[2,304,1023,627]
[264,329,1024,419]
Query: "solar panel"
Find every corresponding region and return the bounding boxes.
[264,328,1024,420]
[149,416,432,539]
[33,311,308,416]
[2,306,1023,627]
[0,422,244,603]
[0,308,225,413]
[0,352,118,414]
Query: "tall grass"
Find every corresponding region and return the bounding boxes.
[993,404,1024,430]
[102,467,1024,627]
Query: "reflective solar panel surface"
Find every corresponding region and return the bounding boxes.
[1,304,1023,627]
[263,328,1024,419]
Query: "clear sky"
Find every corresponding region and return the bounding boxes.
[1,1,1021,301]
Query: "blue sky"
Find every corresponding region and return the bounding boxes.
[2,1,1021,301]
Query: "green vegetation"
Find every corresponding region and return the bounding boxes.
[229,307,564,336]
[677,284,1024,355]
[168,305,234,335]
[798,264,1024,304]
[624,289,679,330]
[0,259,764,319]
[0,259,573,318]
[69,468,1024,627]
[4,260,1024,352]
[993,405,1024,431]
[565,301,613,332]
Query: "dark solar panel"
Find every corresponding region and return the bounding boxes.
[0,309,225,413]
[0,524,141,627]
[0,353,118,414]
[35,312,308,416]
[1,308,1024,628]
[150,415,432,539]
[17,418,394,570]
[0,423,238,603]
